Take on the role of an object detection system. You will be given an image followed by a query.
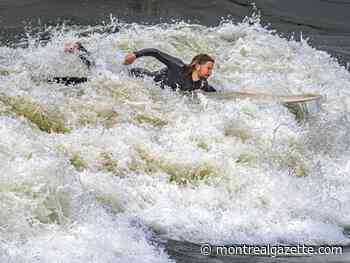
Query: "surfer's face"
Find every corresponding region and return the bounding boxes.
[196,61,214,79]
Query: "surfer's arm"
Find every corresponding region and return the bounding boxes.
[132,48,185,70]
[48,77,88,86]
[78,54,92,68]
[77,45,93,69]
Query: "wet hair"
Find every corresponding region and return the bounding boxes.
[187,54,215,74]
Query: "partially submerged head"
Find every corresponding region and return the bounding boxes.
[189,54,215,79]
[64,41,87,53]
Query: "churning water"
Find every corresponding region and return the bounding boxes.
[1,15,350,262]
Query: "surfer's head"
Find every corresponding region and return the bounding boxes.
[64,41,87,53]
[188,54,215,79]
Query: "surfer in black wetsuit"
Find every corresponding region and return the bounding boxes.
[48,41,92,86]
[123,48,216,92]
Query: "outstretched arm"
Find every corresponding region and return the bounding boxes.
[49,77,88,86]
[78,54,92,68]
[123,48,185,70]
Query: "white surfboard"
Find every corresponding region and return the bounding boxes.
[202,91,322,103]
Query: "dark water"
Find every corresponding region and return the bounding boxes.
[1,0,350,65]
[165,240,350,263]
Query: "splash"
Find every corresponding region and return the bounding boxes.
[1,14,350,262]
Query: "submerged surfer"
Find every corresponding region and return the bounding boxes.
[123,48,217,92]
[48,41,93,85]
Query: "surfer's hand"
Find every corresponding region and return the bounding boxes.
[123,53,136,65]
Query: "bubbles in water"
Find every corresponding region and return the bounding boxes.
[1,14,350,262]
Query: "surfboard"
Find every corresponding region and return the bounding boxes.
[200,91,322,103]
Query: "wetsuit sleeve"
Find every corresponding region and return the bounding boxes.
[49,77,88,86]
[133,48,185,69]
[79,54,92,68]
[78,44,93,68]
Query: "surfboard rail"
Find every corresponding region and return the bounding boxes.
[200,91,322,103]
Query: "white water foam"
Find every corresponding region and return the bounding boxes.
[1,16,350,262]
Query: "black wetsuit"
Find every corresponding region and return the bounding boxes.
[129,48,216,92]
[48,45,92,86]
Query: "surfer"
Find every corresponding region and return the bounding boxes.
[48,41,93,86]
[123,48,217,92]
